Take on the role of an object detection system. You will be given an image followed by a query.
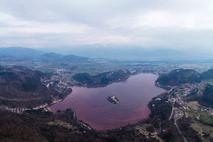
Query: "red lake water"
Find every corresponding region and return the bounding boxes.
[50,73,165,131]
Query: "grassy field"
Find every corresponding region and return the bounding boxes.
[188,101,200,111]
[200,112,213,126]
[191,112,213,142]
[191,121,213,142]
[185,105,213,141]
[204,79,213,85]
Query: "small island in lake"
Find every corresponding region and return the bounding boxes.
[107,96,120,104]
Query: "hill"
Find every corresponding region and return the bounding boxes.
[0,47,43,59]
[0,47,89,70]
[72,69,131,87]
[201,69,213,80]
[0,109,157,142]
[0,47,88,62]
[199,84,213,107]
[156,69,201,86]
[0,66,58,107]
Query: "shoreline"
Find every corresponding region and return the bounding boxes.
[72,72,157,88]
[48,72,166,132]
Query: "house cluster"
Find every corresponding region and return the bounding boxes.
[0,103,49,114]
[41,68,73,94]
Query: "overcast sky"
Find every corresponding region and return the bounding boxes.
[0,0,213,51]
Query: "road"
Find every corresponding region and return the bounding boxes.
[174,118,188,142]
[169,106,174,120]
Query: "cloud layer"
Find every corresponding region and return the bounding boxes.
[0,0,213,50]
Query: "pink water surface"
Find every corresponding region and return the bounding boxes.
[51,73,165,131]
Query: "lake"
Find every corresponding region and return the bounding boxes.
[50,73,165,131]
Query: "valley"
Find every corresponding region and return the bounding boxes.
[0,48,213,142]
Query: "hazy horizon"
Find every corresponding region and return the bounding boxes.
[0,0,213,60]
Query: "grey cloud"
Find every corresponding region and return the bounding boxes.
[0,0,212,50]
